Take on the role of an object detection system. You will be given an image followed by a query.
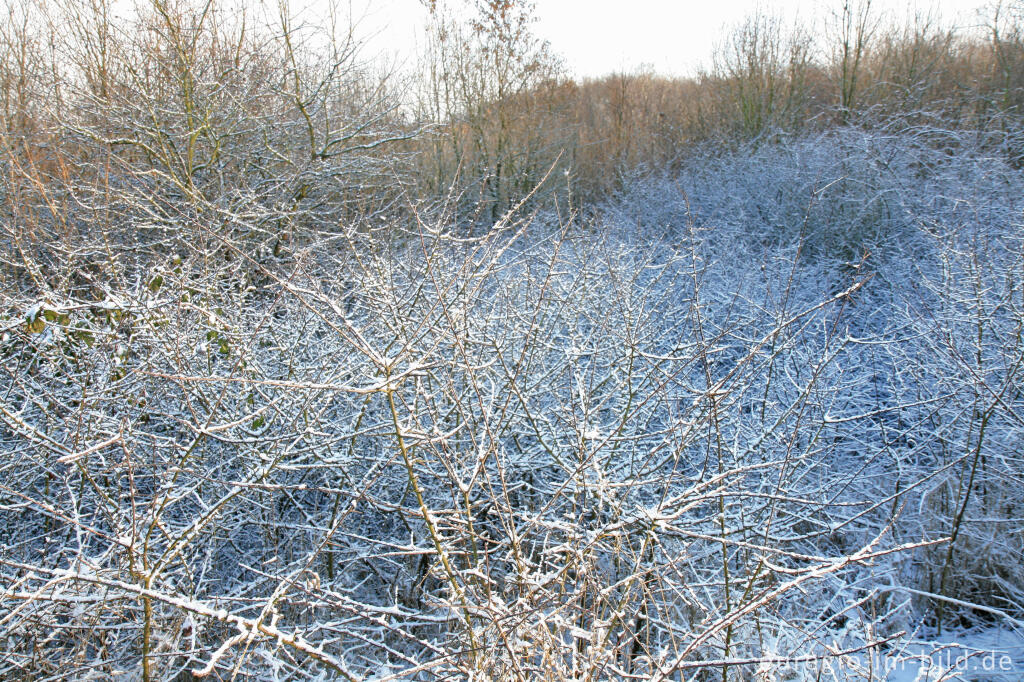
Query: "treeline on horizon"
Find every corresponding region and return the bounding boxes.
[1,0,1023,247]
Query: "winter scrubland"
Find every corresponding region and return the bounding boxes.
[2,0,1024,680]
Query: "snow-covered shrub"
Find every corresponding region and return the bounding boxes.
[3,116,1024,679]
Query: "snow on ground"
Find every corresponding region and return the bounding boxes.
[854,628,1024,681]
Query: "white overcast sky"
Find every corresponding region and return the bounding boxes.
[349,0,994,78]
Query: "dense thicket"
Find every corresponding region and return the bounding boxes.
[2,0,1023,680]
